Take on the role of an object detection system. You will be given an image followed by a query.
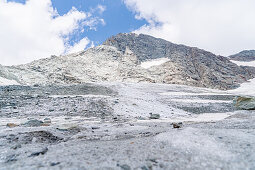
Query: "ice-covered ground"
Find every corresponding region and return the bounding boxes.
[0,82,254,169]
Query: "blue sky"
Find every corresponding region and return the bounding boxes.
[52,0,147,45]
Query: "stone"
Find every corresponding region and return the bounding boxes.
[56,124,81,134]
[22,119,43,127]
[11,144,22,150]
[7,123,18,128]
[50,162,60,166]
[29,147,48,157]
[234,96,255,110]
[149,113,160,119]
[141,166,149,170]
[24,131,62,144]
[44,118,51,123]
[6,154,18,162]
[117,164,131,170]
[172,122,183,128]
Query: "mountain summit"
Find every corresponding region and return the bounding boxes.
[1,33,255,89]
[229,50,255,62]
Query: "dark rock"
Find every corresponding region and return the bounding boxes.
[141,166,149,170]
[11,144,21,150]
[29,147,48,157]
[148,158,158,164]
[50,162,60,166]
[172,122,183,128]
[22,119,43,127]
[43,118,51,123]
[17,131,63,144]
[117,164,131,170]
[6,154,18,162]
[149,113,160,119]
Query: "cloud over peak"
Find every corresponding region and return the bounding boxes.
[124,0,255,56]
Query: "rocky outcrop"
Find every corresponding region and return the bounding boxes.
[234,96,255,110]
[229,50,255,62]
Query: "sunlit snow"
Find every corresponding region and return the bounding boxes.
[0,77,19,86]
[231,60,255,67]
[228,78,255,96]
[140,58,170,69]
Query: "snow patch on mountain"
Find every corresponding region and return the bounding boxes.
[140,58,170,69]
[230,60,255,67]
[228,78,255,96]
[0,77,19,86]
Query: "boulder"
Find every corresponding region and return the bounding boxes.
[234,96,255,110]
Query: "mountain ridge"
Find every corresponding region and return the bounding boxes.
[0,33,254,90]
[229,50,255,62]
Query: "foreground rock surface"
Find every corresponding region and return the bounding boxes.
[0,83,255,169]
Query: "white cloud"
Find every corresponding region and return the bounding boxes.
[0,0,104,66]
[124,0,255,56]
[66,37,90,54]
[97,5,106,14]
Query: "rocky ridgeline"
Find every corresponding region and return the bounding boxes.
[1,33,255,89]
[229,50,255,61]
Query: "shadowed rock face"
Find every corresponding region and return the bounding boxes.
[229,50,255,62]
[104,33,255,89]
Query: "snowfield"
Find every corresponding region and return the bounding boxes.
[140,58,170,69]
[228,78,255,96]
[1,82,255,169]
[0,77,19,86]
[230,60,255,67]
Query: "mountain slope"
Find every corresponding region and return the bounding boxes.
[104,33,255,89]
[2,33,255,90]
[0,64,19,85]
[229,50,255,62]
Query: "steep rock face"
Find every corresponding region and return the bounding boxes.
[104,33,255,89]
[229,50,255,62]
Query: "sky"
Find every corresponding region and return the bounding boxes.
[0,0,255,65]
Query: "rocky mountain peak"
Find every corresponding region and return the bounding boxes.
[229,50,255,62]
